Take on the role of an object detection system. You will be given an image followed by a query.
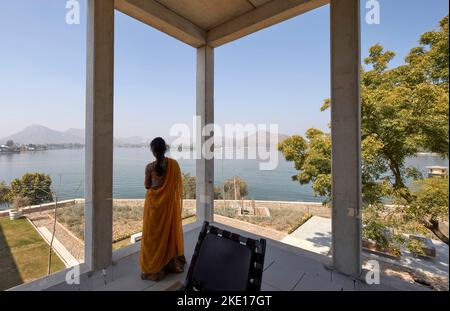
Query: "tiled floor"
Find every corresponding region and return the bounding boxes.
[37,223,425,291]
[78,223,428,291]
[281,216,449,281]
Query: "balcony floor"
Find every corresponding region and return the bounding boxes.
[36,222,431,291]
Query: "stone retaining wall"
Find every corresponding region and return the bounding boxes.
[0,199,79,217]
[183,199,330,217]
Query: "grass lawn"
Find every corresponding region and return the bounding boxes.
[0,217,65,291]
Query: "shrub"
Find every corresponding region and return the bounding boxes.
[0,182,10,205]
[55,202,196,241]
[214,205,308,233]
[182,173,196,199]
[215,206,238,218]
[222,177,248,200]
[11,195,31,211]
[407,239,427,257]
[9,173,53,205]
[181,208,195,219]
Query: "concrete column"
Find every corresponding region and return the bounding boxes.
[196,46,214,223]
[330,0,362,278]
[85,0,114,270]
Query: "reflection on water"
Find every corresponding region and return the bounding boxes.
[0,148,448,206]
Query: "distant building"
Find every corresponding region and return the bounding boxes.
[0,144,20,154]
[427,166,449,178]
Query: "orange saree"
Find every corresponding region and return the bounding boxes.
[140,158,184,274]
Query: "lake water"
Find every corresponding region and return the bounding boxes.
[0,148,448,209]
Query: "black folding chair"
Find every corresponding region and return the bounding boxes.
[181,221,266,291]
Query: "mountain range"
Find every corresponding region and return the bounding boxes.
[1,125,288,147]
[214,131,288,148]
[0,125,144,145]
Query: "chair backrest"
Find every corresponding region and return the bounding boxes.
[183,221,266,291]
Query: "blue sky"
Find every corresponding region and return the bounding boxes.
[0,0,448,140]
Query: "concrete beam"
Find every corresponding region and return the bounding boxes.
[115,0,206,48]
[85,0,114,271]
[196,46,214,223]
[330,0,362,278]
[207,0,329,47]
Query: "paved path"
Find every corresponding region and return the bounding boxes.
[37,226,80,268]
[282,216,332,256]
[282,216,448,289]
[27,213,84,261]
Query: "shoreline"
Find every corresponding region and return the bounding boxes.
[0,198,329,217]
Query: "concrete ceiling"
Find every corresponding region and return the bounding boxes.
[115,0,328,48]
[155,0,271,30]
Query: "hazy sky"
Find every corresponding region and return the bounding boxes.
[0,0,448,140]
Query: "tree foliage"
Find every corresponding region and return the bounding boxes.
[11,195,31,211]
[278,130,331,203]
[9,173,53,205]
[222,177,249,200]
[0,182,10,205]
[278,16,449,244]
[402,178,449,244]
[182,173,196,199]
[182,172,223,200]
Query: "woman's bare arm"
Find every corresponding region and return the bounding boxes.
[144,164,152,189]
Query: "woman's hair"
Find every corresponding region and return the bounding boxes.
[150,137,167,176]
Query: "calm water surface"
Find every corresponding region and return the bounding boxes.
[0,148,447,209]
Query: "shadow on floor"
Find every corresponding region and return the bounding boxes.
[0,221,23,290]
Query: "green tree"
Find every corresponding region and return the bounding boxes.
[0,182,10,205]
[402,178,449,244]
[182,173,196,199]
[222,177,249,200]
[9,173,53,205]
[213,186,223,200]
[277,129,332,203]
[279,16,449,244]
[11,195,31,211]
[181,172,224,200]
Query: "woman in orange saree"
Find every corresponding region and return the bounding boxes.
[140,137,186,281]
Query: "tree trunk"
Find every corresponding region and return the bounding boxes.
[384,152,413,200]
[382,151,448,245]
[423,218,449,245]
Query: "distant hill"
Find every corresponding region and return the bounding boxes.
[166,131,288,148]
[115,136,144,145]
[65,128,85,140]
[2,125,286,147]
[236,131,288,148]
[215,131,288,148]
[1,125,84,145]
[1,125,144,146]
